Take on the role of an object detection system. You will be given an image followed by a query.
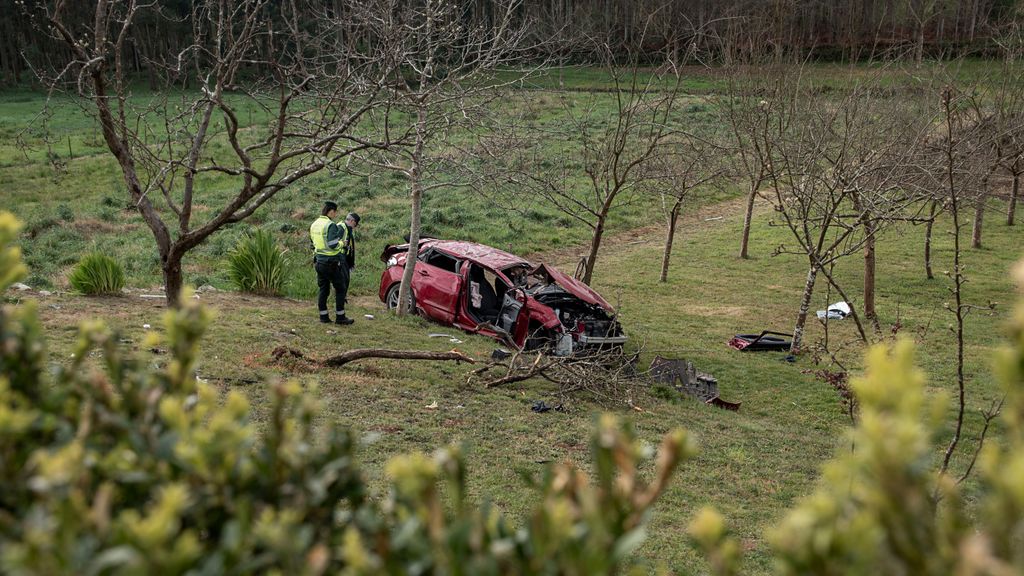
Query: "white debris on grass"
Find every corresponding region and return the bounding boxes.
[816,301,851,320]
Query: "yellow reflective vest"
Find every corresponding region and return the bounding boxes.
[309,216,347,258]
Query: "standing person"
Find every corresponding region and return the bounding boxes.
[342,212,360,273]
[309,201,354,325]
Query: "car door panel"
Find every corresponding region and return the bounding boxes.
[414,264,461,324]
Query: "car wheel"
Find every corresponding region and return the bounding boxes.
[385,283,415,313]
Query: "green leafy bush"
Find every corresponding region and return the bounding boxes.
[68,252,125,295]
[0,212,690,574]
[228,230,287,295]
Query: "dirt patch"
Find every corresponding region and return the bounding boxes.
[685,304,748,318]
[526,195,766,267]
[72,218,139,237]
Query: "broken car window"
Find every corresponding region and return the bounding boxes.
[420,249,461,274]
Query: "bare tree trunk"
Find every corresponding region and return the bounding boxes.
[862,216,878,329]
[660,203,680,283]
[924,200,937,279]
[396,106,428,316]
[582,216,606,286]
[971,180,987,248]
[1009,170,1019,226]
[940,89,966,476]
[739,179,758,259]
[791,263,818,354]
[163,254,183,308]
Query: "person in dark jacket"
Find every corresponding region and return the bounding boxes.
[342,212,360,272]
[309,201,354,325]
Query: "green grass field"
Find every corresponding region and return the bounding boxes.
[3,68,1023,573]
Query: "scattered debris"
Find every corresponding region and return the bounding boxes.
[197,284,219,293]
[425,401,438,409]
[38,290,52,297]
[704,216,724,221]
[727,331,793,352]
[816,301,851,320]
[531,400,565,413]
[428,333,453,339]
[649,356,741,411]
[142,324,151,329]
[140,294,166,299]
[364,314,375,320]
[491,348,513,360]
[11,282,31,291]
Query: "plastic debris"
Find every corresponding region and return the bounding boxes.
[816,301,851,320]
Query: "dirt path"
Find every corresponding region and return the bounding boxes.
[526,194,769,268]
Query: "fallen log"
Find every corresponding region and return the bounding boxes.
[322,348,475,367]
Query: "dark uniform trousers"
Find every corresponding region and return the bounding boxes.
[315,258,350,316]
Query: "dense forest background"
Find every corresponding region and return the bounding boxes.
[2,0,1022,87]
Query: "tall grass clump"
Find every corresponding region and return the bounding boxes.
[228,230,287,295]
[68,253,124,295]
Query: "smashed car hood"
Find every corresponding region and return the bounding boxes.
[532,263,614,310]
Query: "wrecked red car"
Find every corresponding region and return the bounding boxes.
[379,239,626,354]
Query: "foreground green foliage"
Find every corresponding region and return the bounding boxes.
[68,252,125,295]
[691,267,1024,574]
[0,212,690,574]
[228,230,287,296]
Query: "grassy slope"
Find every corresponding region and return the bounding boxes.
[12,191,1022,573]
[3,63,1022,572]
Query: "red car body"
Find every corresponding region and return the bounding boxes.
[379,239,626,353]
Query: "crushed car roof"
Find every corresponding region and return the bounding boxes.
[428,240,532,270]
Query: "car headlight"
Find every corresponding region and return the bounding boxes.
[386,256,398,267]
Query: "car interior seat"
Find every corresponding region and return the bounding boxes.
[469,265,500,321]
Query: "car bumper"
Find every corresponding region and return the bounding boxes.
[577,334,628,346]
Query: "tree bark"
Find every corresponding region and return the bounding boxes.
[582,214,607,286]
[1009,170,1019,226]
[971,181,987,249]
[791,263,818,354]
[163,253,184,308]
[396,105,427,316]
[924,200,937,279]
[739,179,758,259]
[660,204,680,283]
[862,215,878,329]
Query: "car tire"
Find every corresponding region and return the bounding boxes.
[384,283,416,313]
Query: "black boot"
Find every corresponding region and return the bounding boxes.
[319,312,332,323]
[335,314,354,325]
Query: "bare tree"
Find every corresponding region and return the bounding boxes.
[760,73,928,352]
[489,41,683,285]
[347,0,534,316]
[38,0,398,306]
[641,135,723,283]
[933,85,997,475]
[720,61,783,260]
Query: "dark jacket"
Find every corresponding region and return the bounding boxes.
[341,222,356,269]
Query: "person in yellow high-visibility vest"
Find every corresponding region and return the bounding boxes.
[309,201,353,325]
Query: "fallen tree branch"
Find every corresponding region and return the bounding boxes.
[322,348,475,367]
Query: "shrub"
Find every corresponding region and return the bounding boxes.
[228,230,287,296]
[68,252,125,295]
[0,212,691,574]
